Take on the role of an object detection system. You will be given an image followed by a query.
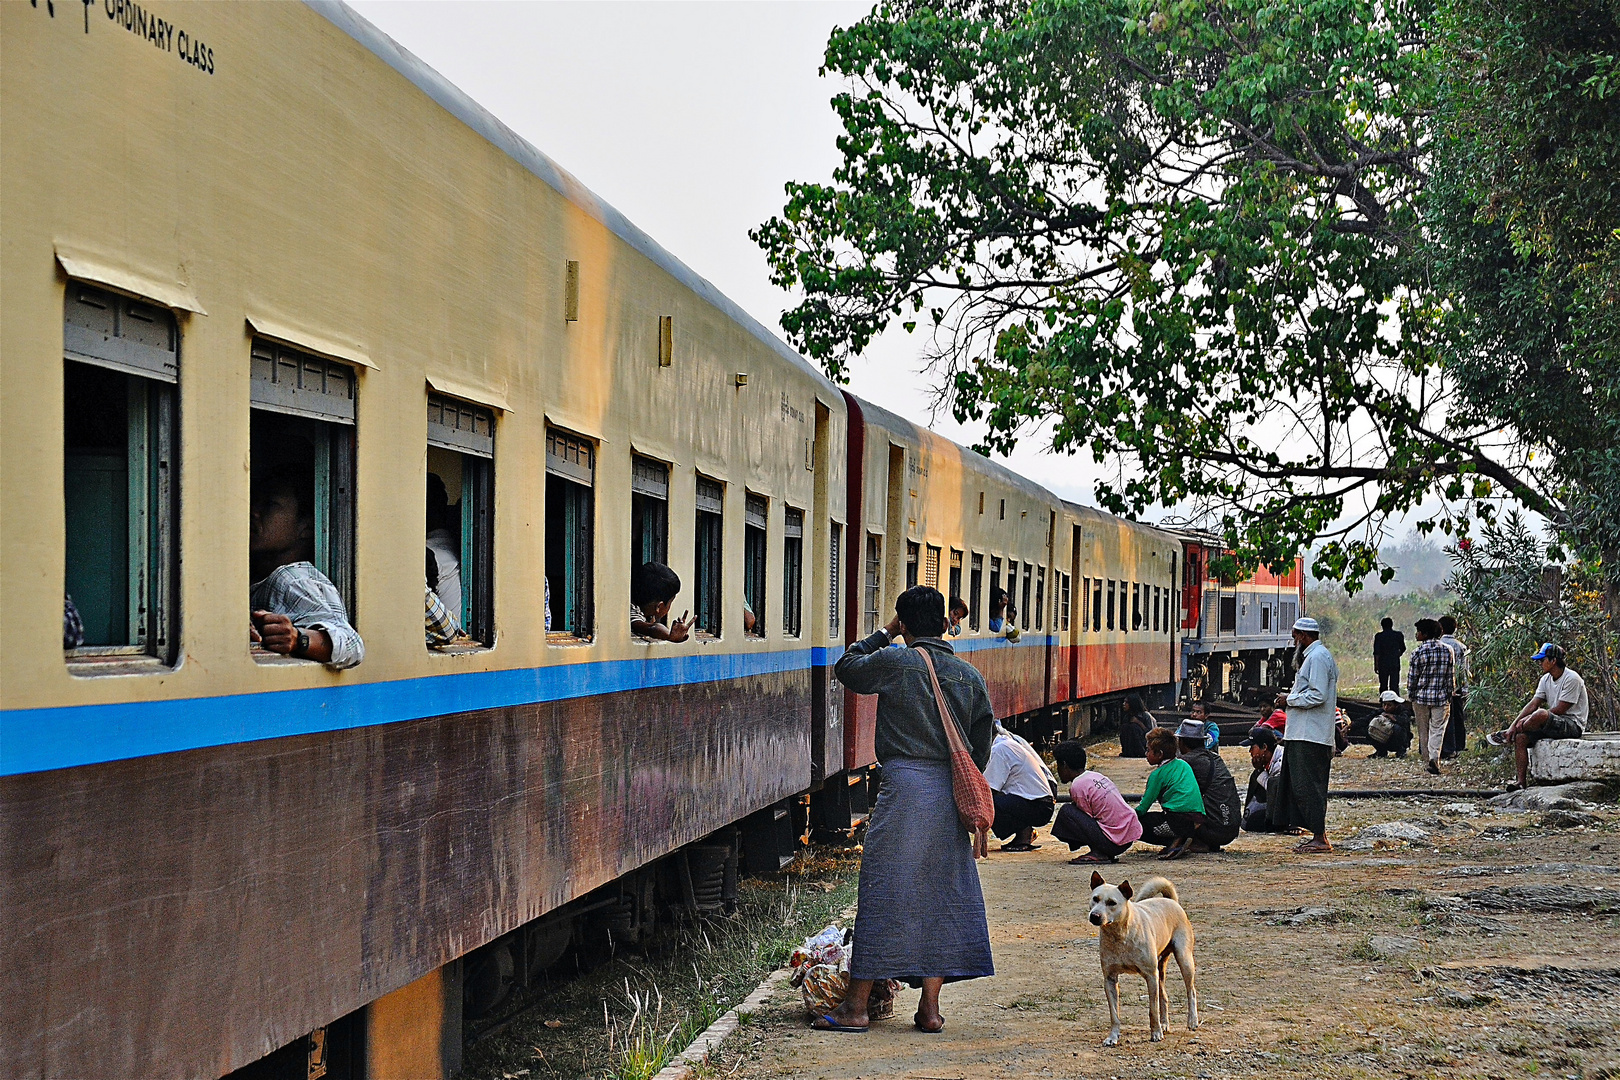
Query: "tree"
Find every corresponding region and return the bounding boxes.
[1427,0,1620,574]
[754,0,1606,588]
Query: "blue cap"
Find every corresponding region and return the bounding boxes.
[1531,642,1557,660]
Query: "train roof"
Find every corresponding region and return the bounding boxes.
[307,0,840,400]
[1061,500,1185,546]
[847,393,1058,504]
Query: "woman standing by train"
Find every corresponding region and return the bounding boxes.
[819,586,996,1035]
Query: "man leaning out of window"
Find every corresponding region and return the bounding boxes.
[249,463,364,668]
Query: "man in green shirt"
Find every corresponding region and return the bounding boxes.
[1136,727,1207,860]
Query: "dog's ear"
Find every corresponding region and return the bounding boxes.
[1118,879,1134,900]
[1090,870,1105,889]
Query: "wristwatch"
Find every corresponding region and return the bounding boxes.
[292,629,310,657]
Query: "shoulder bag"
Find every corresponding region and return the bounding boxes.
[917,647,994,859]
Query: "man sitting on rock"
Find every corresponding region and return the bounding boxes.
[1488,643,1588,791]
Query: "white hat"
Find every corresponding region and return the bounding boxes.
[1293,616,1321,633]
[1380,690,1403,703]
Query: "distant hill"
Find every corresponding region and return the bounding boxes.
[1308,535,1455,595]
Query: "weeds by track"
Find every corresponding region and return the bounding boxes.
[459,845,861,1080]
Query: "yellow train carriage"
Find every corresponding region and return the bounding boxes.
[1058,502,1185,733]
[1,3,846,1077]
[841,395,1066,764]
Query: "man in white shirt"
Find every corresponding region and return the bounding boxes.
[984,723,1056,852]
[1276,616,1339,854]
[1489,643,1588,790]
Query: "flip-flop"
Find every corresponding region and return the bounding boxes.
[1068,853,1114,865]
[914,1015,945,1034]
[811,1014,868,1033]
[1160,843,1192,861]
[999,843,1041,852]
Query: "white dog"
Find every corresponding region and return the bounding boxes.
[1088,871,1198,1046]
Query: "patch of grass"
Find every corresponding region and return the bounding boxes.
[1348,934,1383,962]
[461,846,861,1080]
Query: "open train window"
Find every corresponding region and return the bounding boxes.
[906,541,920,589]
[694,476,724,636]
[1020,563,1032,631]
[1132,583,1141,631]
[1035,567,1045,631]
[63,283,179,670]
[948,549,962,611]
[924,545,941,590]
[1092,578,1103,632]
[783,506,803,638]
[1106,580,1116,630]
[249,339,358,663]
[863,534,882,635]
[744,492,767,637]
[828,521,842,637]
[1260,603,1270,632]
[989,556,1002,625]
[1081,577,1090,632]
[546,428,595,640]
[427,392,494,648]
[1060,573,1072,632]
[969,553,983,631]
[631,455,670,568]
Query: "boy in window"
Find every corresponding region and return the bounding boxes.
[630,562,691,642]
[249,464,364,668]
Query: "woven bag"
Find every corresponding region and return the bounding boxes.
[917,648,994,858]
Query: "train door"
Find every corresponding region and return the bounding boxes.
[1069,523,1083,700]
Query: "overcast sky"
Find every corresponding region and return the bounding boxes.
[348,0,1114,506]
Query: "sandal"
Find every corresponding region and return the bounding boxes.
[1000,843,1041,852]
[1068,853,1115,865]
[811,1014,869,1033]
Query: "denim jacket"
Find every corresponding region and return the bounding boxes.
[835,631,995,768]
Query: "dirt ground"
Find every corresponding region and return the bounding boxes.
[703,743,1620,1080]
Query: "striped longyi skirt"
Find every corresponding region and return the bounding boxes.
[850,757,994,985]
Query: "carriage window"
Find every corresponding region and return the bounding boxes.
[63,283,178,667]
[631,455,670,568]
[783,507,803,638]
[744,492,767,637]
[1060,573,1072,632]
[1093,578,1103,632]
[1219,594,1238,633]
[924,545,941,590]
[1260,602,1270,632]
[989,556,1002,626]
[694,476,724,636]
[1035,567,1045,631]
[1081,577,1091,633]
[1020,563,1033,631]
[250,339,358,653]
[969,553,983,631]
[427,393,495,648]
[948,549,963,611]
[828,521,842,637]
[1106,579,1116,630]
[864,534,882,635]
[906,541,920,589]
[1132,583,1142,631]
[545,428,595,639]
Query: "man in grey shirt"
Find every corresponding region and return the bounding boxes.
[1274,617,1338,853]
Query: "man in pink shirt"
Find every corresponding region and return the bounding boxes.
[1050,740,1143,865]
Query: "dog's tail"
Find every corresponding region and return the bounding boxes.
[1134,877,1178,902]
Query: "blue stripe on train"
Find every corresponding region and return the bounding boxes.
[1,644,849,778]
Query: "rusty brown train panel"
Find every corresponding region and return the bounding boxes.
[0,671,808,1080]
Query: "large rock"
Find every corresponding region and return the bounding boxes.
[1487,780,1609,809]
[1529,733,1620,783]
